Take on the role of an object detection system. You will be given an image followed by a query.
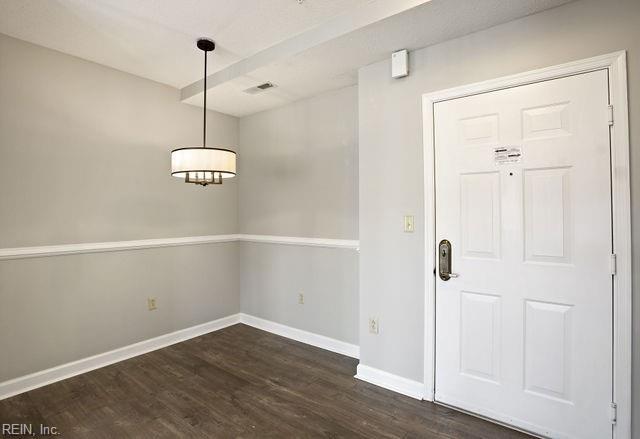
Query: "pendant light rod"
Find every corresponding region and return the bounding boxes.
[196,38,215,148]
[203,47,207,147]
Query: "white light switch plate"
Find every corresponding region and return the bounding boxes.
[404,215,414,233]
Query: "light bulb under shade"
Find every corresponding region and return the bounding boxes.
[171,147,236,182]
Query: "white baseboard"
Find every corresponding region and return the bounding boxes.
[355,364,425,400]
[0,313,241,400]
[239,313,360,359]
[0,313,361,401]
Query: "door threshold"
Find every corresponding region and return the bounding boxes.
[433,400,546,439]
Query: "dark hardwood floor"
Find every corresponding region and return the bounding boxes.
[0,324,532,438]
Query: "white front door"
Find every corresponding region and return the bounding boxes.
[433,70,612,438]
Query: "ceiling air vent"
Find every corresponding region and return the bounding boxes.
[243,82,276,95]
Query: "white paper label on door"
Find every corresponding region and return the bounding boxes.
[494,146,522,165]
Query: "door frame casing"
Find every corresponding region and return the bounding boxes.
[421,51,631,439]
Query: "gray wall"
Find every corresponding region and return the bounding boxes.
[239,243,358,345]
[0,34,238,248]
[358,0,639,431]
[0,34,240,381]
[238,86,359,344]
[238,86,358,239]
[0,244,239,381]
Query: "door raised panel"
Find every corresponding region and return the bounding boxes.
[524,167,572,264]
[458,114,499,147]
[460,172,501,259]
[522,102,571,141]
[460,291,501,383]
[524,300,573,403]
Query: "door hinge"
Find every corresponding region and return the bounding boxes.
[607,105,614,126]
[610,402,617,424]
[610,254,617,276]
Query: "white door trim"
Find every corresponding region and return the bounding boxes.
[421,51,631,439]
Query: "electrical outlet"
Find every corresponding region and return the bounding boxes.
[147,298,157,311]
[404,215,415,233]
[298,293,304,305]
[369,317,379,334]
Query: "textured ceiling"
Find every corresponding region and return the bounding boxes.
[0,0,371,88]
[183,0,573,116]
[0,0,573,117]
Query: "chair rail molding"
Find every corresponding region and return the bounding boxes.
[237,234,359,250]
[0,234,360,260]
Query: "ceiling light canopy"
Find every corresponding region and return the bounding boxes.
[171,38,236,186]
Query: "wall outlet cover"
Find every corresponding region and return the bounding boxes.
[147,298,157,311]
[369,317,379,334]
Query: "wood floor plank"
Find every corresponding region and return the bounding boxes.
[0,324,532,438]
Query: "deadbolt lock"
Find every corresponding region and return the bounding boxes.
[438,239,459,281]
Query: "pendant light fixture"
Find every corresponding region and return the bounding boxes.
[171,38,236,186]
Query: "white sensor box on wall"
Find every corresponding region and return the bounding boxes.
[391,49,408,78]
